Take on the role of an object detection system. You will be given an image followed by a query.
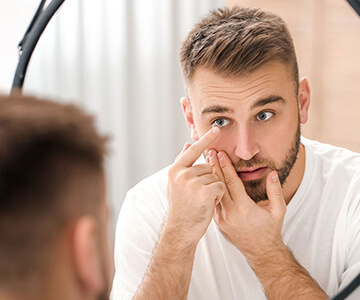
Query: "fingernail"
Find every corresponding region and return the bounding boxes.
[212,126,220,134]
[217,152,224,160]
[209,150,215,159]
[272,173,279,183]
[205,156,210,163]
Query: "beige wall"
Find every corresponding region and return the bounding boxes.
[226,0,360,152]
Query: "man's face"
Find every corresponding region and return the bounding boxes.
[182,61,309,202]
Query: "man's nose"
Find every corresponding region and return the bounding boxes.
[234,126,260,161]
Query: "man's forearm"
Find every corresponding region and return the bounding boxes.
[133,223,197,300]
[246,242,328,300]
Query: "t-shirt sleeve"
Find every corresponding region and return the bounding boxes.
[337,174,360,299]
[110,183,167,300]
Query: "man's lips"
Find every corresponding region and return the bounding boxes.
[237,167,269,181]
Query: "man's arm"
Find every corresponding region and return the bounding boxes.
[246,240,328,299]
[209,150,328,300]
[133,223,197,300]
[134,127,224,300]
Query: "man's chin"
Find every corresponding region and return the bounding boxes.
[243,179,268,203]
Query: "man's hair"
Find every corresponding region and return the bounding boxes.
[179,6,299,93]
[0,94,108,293]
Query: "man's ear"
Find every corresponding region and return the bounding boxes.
[72,216,104,295]
[298,77,311,124]
[180,97,199,141]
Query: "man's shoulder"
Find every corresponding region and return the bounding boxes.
[119,165,171,219]
[127,164,171,198]
[302,137,360,171]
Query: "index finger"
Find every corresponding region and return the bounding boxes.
[177,126,220,167]
[208,150,233,208]
[218,151,250,208]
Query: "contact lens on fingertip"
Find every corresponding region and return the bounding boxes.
[212,126,220,134]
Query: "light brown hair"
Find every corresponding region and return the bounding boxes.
[0,94,108,292]
[179,6,299,93]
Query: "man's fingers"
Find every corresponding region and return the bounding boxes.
[191,164,213,176]
[266,171,286,215]
[207,181,226,203]
[208,149,233,208]
[175,142,192,161]
[197,173,221,185]
[177,127,220,167]
[218,151,247,201]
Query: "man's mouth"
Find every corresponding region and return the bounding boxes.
[237,167,269,181]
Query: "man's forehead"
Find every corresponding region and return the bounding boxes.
[187,63,294,110]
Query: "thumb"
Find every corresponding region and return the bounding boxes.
[266,171,286,216]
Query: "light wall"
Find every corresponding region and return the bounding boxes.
[1,0,223,231]
[227,0,360,152]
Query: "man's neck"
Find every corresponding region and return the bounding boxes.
[282,143,306,205]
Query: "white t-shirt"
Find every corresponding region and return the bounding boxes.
[111,138,360,300]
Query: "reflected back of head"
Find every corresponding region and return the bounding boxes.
[0,95,108,296]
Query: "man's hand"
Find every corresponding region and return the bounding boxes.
[133,128,225,300]
[209,150,328,300]
[209,150,286,257]
[167,127,225,246]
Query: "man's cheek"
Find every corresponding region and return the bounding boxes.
[201,128,233,158]
[210,139,230,156]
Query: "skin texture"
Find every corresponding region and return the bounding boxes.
[134,61,328,299]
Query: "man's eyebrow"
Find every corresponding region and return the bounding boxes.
[201,106,234,115]
[201,96,286,114]
[251,96,286,110]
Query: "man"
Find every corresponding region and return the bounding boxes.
[0,94,113,300]
[112,6,360,300]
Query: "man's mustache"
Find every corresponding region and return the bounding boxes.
[232,155,276,171]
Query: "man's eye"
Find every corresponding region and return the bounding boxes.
[256,111,273,121]
[212,118,230,127]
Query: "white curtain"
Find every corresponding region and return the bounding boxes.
[22,0,223,230]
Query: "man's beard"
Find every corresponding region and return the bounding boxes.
[233,121,301,203]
